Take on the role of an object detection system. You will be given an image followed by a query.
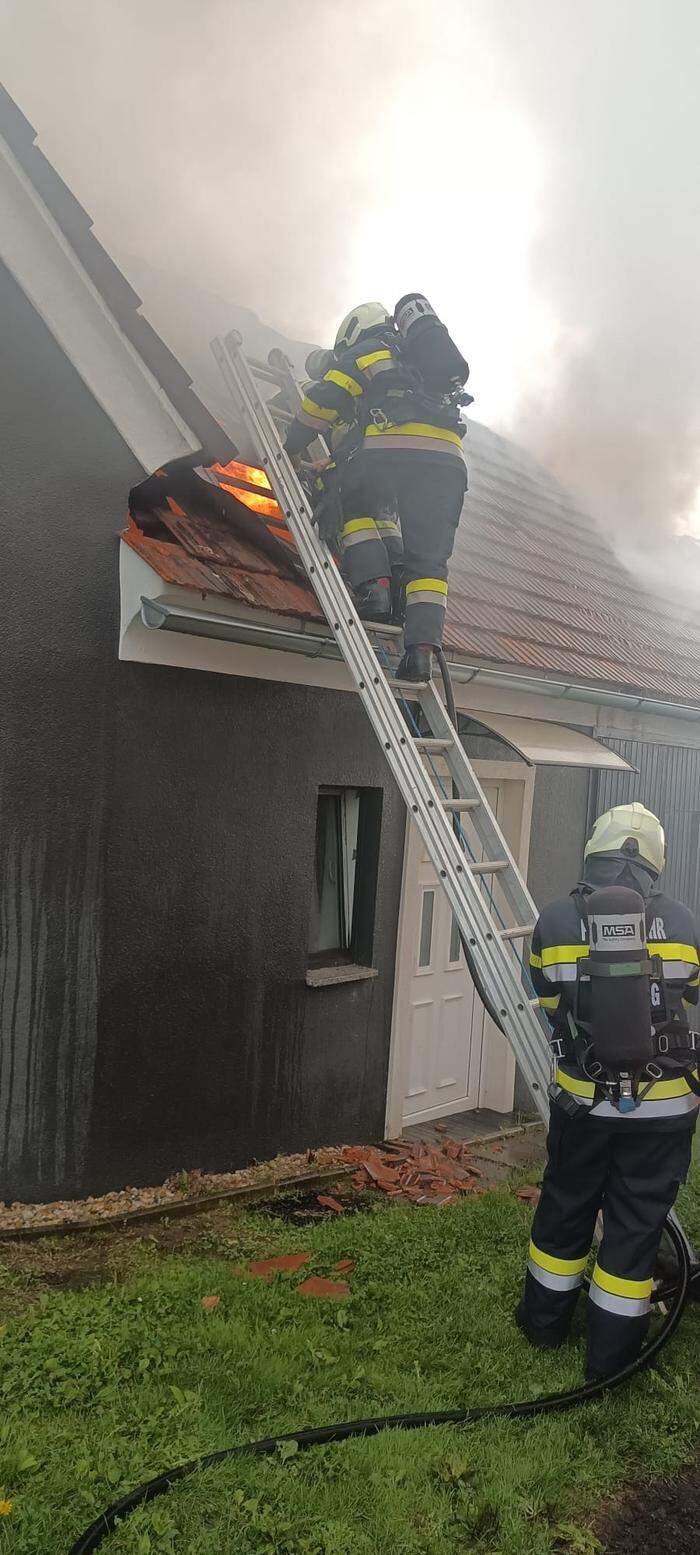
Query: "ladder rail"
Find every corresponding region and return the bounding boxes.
[212,332,552,1114]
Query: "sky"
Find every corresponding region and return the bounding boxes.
[2,0,700,555]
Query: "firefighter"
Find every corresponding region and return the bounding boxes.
[283,301,469,682]
[519,802,700,1379]
[299,350,405,615]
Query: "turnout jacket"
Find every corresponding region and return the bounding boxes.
[530,888,700,1128]
[284,332,467,469]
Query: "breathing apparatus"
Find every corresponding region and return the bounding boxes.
[557,805,699,1113]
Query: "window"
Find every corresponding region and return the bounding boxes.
[308,787,382,972]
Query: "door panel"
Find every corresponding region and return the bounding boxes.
[394,775,523,1126]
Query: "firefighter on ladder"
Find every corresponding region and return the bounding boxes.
[283,299,470,683]
[519,802,700,1380]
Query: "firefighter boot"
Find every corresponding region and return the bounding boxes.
[396,645,433,684]
[355,578,392,624]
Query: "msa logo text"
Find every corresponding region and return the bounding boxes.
[600,922,635,939]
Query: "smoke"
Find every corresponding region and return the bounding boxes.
[494,0,700,556]
[2,0,700,558]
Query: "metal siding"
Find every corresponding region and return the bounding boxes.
[594,739,700,917]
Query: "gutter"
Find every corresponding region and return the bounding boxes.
[140,597,700,725]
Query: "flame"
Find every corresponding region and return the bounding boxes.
[211,459,272,491]
[217,481,285,521]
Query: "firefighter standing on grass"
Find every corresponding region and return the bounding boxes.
[284,297,471,683]
[519,802,700,1380]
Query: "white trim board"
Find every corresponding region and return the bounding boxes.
[120,543,700,750]
[0,134,199,472]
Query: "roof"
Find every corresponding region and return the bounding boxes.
[126,423,700,706]
[0,82,234,464]
[3,85,695,705]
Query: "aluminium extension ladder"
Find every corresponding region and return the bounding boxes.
[212,329,554,1121]
[211,329,695,1265]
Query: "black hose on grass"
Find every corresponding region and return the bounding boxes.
[67,1207,694,1551]
[67,657,698,1551]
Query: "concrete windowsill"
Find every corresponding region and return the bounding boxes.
[305,964,379,989]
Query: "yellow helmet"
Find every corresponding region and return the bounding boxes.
[335,302,391,353]
[584,801,665,878]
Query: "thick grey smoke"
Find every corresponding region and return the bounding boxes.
[2,0,700,558]
[495,1,700,554]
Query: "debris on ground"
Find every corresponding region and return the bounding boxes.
[595,1459,700,1554]
[247,1253,312,1281]
[515,1184,542,1205]
[200,1294,221,1311]
[0,1147,348,1234]
[317,1195,345,1214]
[296,1275,351,1300]
[342,1139,484,1204]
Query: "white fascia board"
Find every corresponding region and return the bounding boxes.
[119,543,354,693]
[0,137,200,471]
[119,545,700,747]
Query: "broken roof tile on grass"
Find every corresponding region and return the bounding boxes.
[342,1140,482,1204]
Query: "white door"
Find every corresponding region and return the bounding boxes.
[390,771,526,1129]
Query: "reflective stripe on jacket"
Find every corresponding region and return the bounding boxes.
[284,333,467,467]
[529,889,700,1122]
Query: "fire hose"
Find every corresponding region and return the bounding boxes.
[67,655,700,1553]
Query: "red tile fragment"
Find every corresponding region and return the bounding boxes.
[334,1259,355,1273]
[296,1276,350,1300]
[247,1253,312,1280]
[317,1196,345,1214]
[340,1136,481,1206]
[515,1185,541,1205]
[201,1294,221,1311]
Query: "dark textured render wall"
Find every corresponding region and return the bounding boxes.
[0,262,405,1201]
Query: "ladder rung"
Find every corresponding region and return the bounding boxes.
[269,407,293,423]
[499,922,536,941]
[364,621,404,637]
[392,678,429,694]
[470,859,508,876]
[414,737,453,754]
[441,797,480,813]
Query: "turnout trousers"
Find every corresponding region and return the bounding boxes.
[340,453,467,647]
[521,1104,695,1378]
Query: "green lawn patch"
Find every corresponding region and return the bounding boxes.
[1,1162,699,1554]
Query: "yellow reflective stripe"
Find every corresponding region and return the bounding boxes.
[341,518,377,537]
[325,369,363,398]
[541,944,589,967]
[528,1240,588,1277]
[652,942,700,965]
[539,994,561,1011]
[646,1071,698,1099]
[301,396,339,422]
[555,1065,697,1100]
[406,577,449,596]
[556,1067,596,1099]
[364,421,463,447]
[530,951,542,969]
[592,1264,653,1300]
[355,349,393,369]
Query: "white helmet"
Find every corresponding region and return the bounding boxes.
[335,302,391,353]
[584,802,665,878]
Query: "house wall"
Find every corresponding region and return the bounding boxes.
[0,262,405,1201]
[593,739,700,919]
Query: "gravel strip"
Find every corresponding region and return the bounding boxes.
[0,1148,348,1236]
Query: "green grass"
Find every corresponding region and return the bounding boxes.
[1,1164,699,1555]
